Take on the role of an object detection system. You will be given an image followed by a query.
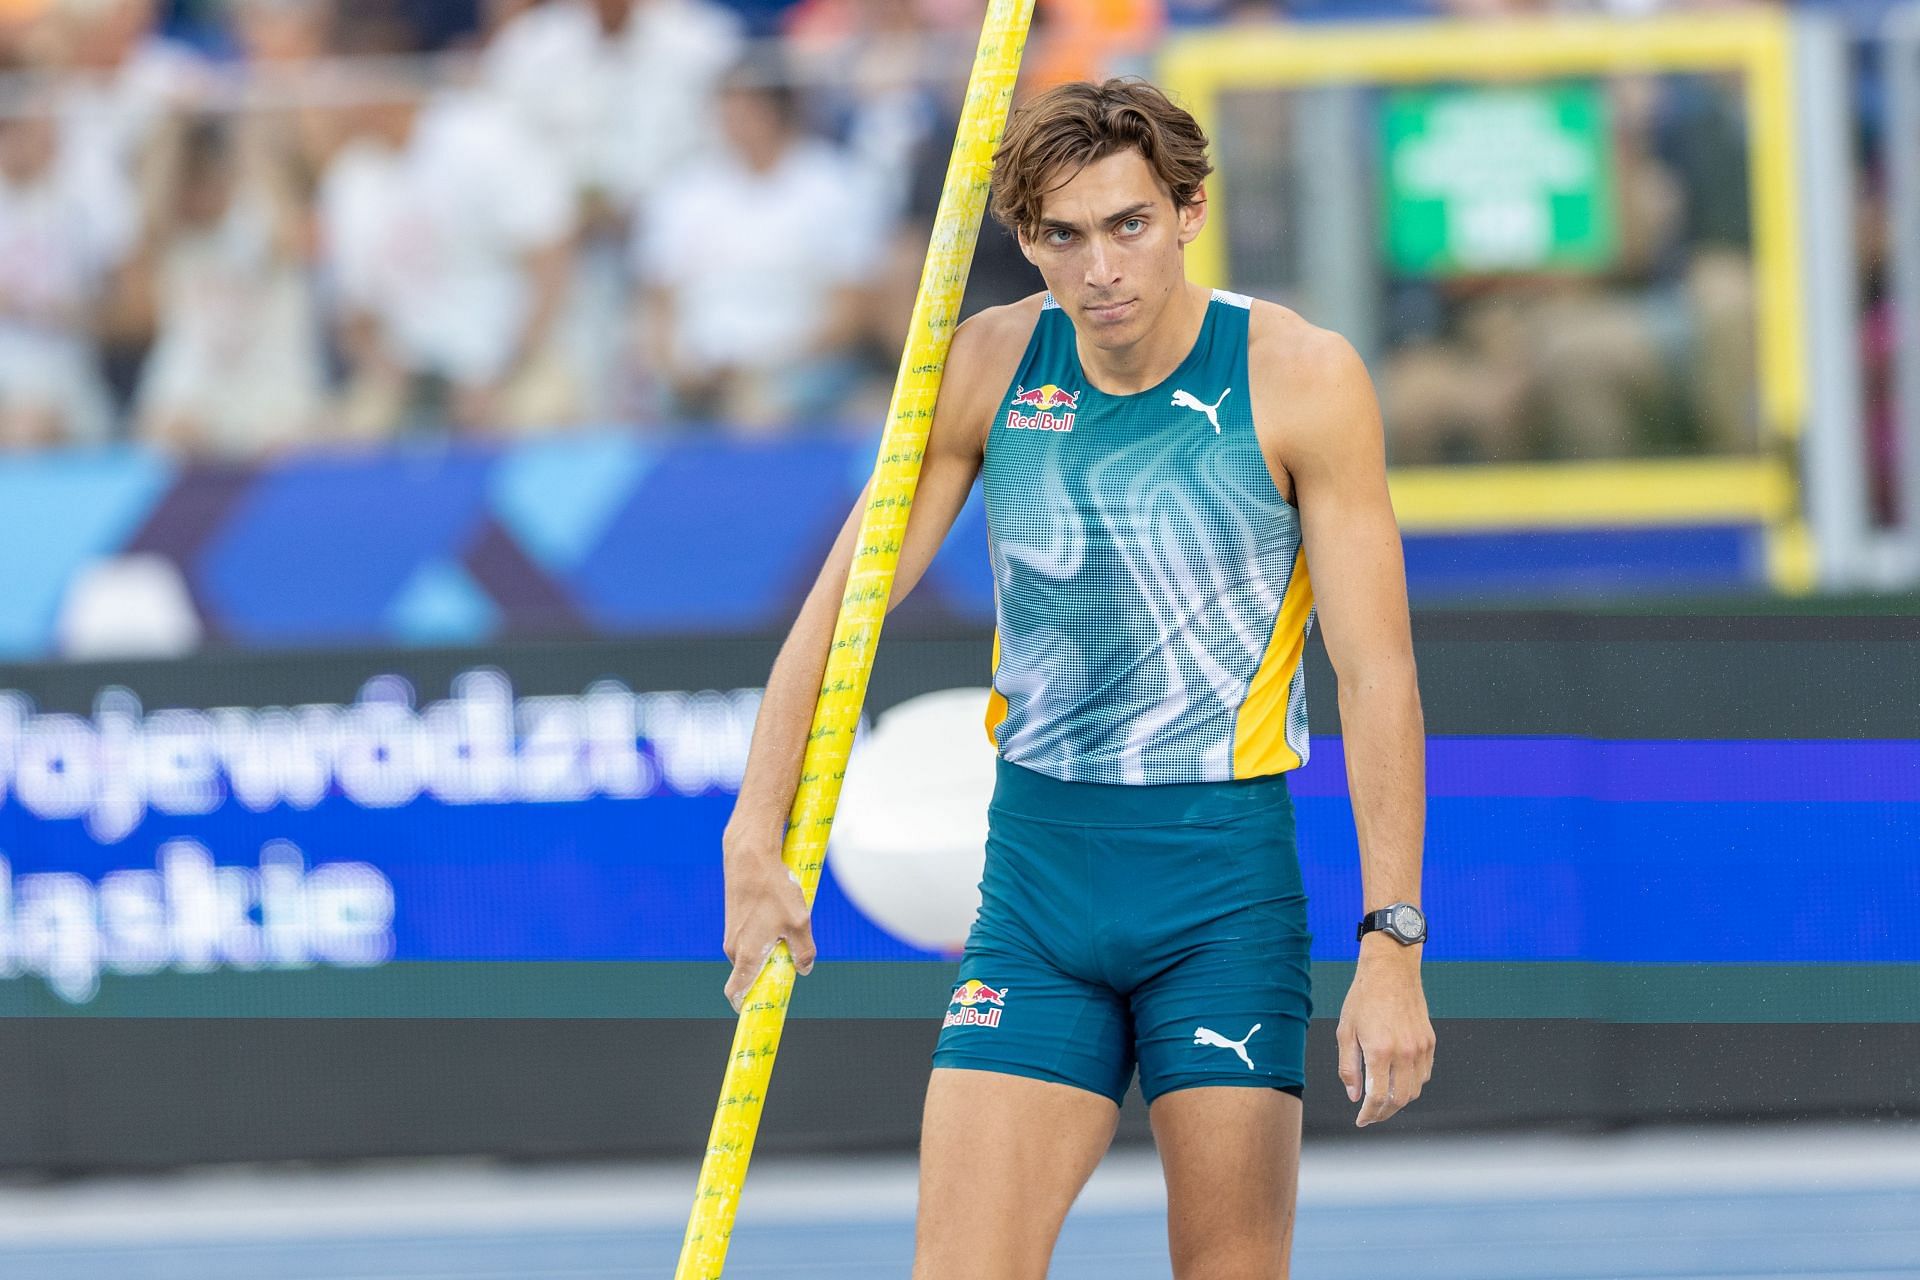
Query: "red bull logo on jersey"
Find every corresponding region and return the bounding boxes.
[942,979,1008,1028]
[1005,384,1078,433]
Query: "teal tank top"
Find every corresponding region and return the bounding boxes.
[982,290,1315,785]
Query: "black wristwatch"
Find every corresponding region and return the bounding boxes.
[1357,901,1427,946]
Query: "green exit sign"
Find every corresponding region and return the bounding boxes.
[1382,82,1617,277]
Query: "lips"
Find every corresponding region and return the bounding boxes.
[1084,298,1135,323]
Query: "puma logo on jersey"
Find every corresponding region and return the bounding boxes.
[1193,1022,1261,1070]
[1172,387,1230,433]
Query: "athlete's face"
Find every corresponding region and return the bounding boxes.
[1017,149,1207,351]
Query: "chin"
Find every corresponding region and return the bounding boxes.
[1074,305,1141,345]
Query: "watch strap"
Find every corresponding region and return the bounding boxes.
[1356,903,1426,944]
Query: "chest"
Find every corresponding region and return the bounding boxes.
[983,407,1288,554]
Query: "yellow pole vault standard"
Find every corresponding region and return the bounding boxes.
[674,1,1034,1274]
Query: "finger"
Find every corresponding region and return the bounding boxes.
[723,941,774,1013]
[1357,1054,1384,1126]
[1381,1047,1429,1117]
[782,870,817,977]
[1397,1051,1424,1108]
[789,916,817,977]
[1357,1048,1401,1126]
[1336,1019,1362,1103]
[1381,1062,1409,1121]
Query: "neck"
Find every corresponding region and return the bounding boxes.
[1075,280,1211,395]
[739,138,788,174]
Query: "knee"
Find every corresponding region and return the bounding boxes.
[1169,1230,1291,1279]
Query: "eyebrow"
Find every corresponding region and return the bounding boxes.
[1037,202,1155,234]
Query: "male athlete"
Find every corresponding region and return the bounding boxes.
[723,79,1433,1277]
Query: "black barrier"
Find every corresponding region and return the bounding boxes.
[0,1020,1913,1174]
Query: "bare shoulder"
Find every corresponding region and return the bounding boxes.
[932,294,1046,457]
[1245,298,1381,479]
[948,293,1046,380]
[1246,299,1371,403]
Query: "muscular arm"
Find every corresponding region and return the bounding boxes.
[720,300,1034,1008]
[1286,332,1425,940]
[1253,308,1434,1126]
[725,355,989,853]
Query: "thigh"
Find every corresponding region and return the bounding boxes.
[1151,1086,1303,1280]
[932,940,1136,1104]
[933,799,1136,1104]
[1126,812,1312,1105]
[915,1067,1119,1280]
[1129,934,1311,1102]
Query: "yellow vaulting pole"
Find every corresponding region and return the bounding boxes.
[673,3,1035,1275]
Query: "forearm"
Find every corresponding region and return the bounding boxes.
[1336,665,1426,945]
[719,309,995,874]
[503,243,570,378]
[723,463,977,861]
[723,560,852,861]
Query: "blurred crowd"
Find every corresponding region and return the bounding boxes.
[0,0,1839,461]
[0,0,1059,454]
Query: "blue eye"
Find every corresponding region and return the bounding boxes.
[1119,218,1144,234]
[1045,229,1073,246]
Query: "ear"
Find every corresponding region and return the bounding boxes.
[1176,185,1209,247]
[1015,226,1038,267]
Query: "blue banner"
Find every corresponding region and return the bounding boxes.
[0,438,1762,660]
[1,665,1913,1006]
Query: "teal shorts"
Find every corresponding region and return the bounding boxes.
[933,759,1313,1106]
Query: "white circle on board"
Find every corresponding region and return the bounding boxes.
[829,687,997,953]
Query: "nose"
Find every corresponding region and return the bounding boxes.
[1084,238,1120,289]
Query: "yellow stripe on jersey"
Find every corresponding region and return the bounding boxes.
[1232,545,1314,778]
[985,630,1011,747]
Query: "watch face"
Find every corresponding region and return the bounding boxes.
[1392,905,1426,940]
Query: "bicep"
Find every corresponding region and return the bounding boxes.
[887,442,981,609]
[812,307,1009,612]
[802,362,987,620]
[883,309,1007,606]
[1291,343,1415,680]
[802,444,978,619]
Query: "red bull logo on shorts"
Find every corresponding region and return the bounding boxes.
[1005,384,1078,433]
[942,979,1008,1028]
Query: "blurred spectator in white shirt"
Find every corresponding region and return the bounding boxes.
[42,0,212,419]
[49,0,211,172]
[0,68,133,446]
[637,63,884,432]
[787,0,950,223]
[132,113,327,455]
[319,84,578,435]
[482,0,742,421]
[483,0,742,214]
[227,0,336,247]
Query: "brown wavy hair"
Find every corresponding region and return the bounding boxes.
[990,79,1213,238]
